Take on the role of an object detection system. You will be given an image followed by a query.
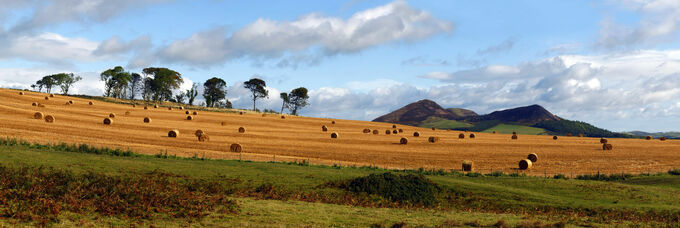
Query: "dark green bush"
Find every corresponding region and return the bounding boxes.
[668,169,680,175]
[337,172,441,207]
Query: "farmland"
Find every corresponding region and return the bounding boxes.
[1,88,680,175]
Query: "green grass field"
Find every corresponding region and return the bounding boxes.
[419,116,473,129]
[482,123,547,135]
[1,139,679,227]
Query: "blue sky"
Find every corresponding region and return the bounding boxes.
[2,0,680,132]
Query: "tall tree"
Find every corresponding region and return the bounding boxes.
[141,76,153,101]
[243,78,268,111]
[32,76,57,93]
[174,91,186,104]
[100,66,128,97]
[288,87,309,115]
[279,92,289,114]
[142,67,183,102]
[51,73,82,95]
[186,83,199,106]
[202,77,227,108]
[128,73,142,100]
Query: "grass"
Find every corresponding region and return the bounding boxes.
[1,140,680,226]
[482,123,547,135]
[418,116,473,129]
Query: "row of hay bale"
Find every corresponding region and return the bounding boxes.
[460,153,538,172]
[164,129,242,151]
[33,112,55,123]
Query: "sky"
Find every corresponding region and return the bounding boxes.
[1,0,680,132]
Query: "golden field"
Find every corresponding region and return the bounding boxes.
[1,88,678,175]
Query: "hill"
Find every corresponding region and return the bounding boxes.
[372,99,462,125]
[446,108,478,119]
[466,104,561,125]
[626,131,680,139]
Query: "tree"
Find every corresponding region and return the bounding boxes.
[32,76,57,93]
[186,83,199,105]
[100,66,130,98]
[203,77,227,107]
[174,91,186,104]
[243,78,268,111]
[128,73,142,100]
[288,87,309,115]
[141,77,153,101]
[142,67,183,102]
[50,73,82,95]
[279,92,289,114]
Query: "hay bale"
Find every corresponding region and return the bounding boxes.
[428,136,439,143]
[567,133,572,137]
[34,112,44,119]
[385,130,391,135]
[185,111,190,114]
[512,131,517,135]
[392,129,398,134]
[168,130,179,138]
[125,111,130,116]
[44,96,49,100]
[19,91,24,95]
[462,160,473,171]
[363,129,371,133]
[230,143,242,152]
[578,134,583,137]
[38,104,46,108]
[553,136,558,140]
[144,106,148,110]
[281,115,285,119]
[519,159,533,170]
[68,100,73,104]
[109,113,116,118]
[195,130,204,137]
[168,107,172,110]
[322,125,328,132]
[398,129,404,133]
[262,114,267,117]
[600,138,608,144]
[221,122,226,126]
[332,121,336,124]
[143,117,151,123]
[64,102,71,105]
[413,132,420,137]
[493,130,497,134]
[186,115,193,120]
[602,144,613,150]
[370,129,378,135]
[132,104,136,108]
[431,127,436,131]
[646,136,653,140]
[527,153,538,163]
[400,137,408,144]
[32,102,37,106]
[44,115,55,123]
[49,94,54,97]
[192,111,198,115]
[238,127,246,133]
[511,135,518,140]
[89,101,94,105]
[198,134,209,142]
[458,133,465,139]
[469,133,475,139]
[179,107,184,110]
[331,132,339,138]
[154,104,158,108]
[392,125,397,129]
[660,137,667,141]
[239,112,243,115]
[103,118,112,125]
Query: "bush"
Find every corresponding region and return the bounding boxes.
[553,174,568,179]
[576,172,632,181]
[668,169,680,176]
[336,172,442,207]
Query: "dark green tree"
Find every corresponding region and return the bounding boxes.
[100,66,130,98]
[288,87,309,115]
[32,75,57,93]
[186,83,199,105]
[279,92,289,114]
[203,77,227,107]
[50,73,82,95]
[128,73,142,100]
[142,67,183,102]
[243,78,268,111]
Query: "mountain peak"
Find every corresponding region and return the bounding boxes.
[373,99,460,125]
[467,104,561,124]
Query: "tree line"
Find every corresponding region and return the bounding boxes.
[31,66,310,115]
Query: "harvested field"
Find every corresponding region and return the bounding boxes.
[1,88,679,175]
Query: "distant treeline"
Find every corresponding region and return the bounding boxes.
[533,120,636,138]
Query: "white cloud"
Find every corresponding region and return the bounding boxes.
[159,0,453,67]
[597,0,680,50]
[0,33,100,64]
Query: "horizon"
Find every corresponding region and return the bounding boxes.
[1,0,680,132]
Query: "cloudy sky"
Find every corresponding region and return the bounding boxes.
[1,0,680,132]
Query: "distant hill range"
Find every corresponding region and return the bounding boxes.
[373,99,635,138]
[625,131,680,139]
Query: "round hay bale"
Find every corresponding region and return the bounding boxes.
[198,134,209,142]
[600,138,608,144]
[578,133,583,137]
[221,122,227,126]
[179,107,184,110]
[168,130,179,138]
[602,143,613,150]
[168,107,173,110]
[392,125,397,129]
[19,91,24,95]
[428,136,439,143]
[192,111,198,115]
[645,136,653,140]
[186,115,193,120]
[32,102,37,106]
[392,130,398,134]
[281,115,285,119]
[103,118,112,125]
[34,112,44,119]
[185,111,190,114]
[553,136,558,140]
[363,129,371,133]
[154,104,158,108]
[512,131,517,135]
[469,133,476,139]
[64,102,71,105]
[238,127,246,133]
[125,111,130,116]
[89,101,94,105]
[527,153,538,163]
[519,159,533,170]
[462,160,473,171]
[398,129,404,133]
[49,94,54,97]
[458,133,465,139]
[385,130,391,135]
[132,104,136,108]
[195,129,204,137]
[144,106,148,110]
[331,132,339,138]
[239,112,243,115]
[431,127,436,131]
[109,113,116,118]
[68,100,73,104]
[660,137,667,141]
[230,143,242,152]
[493,130,497,134]
[44,96,49,100]
[413,131,420,137]
[400,137,408,145]
[321,125,328,132]
[567,133,572,137]
[38,104,46,108]
[511,134,518,140]
[44,115,55,123]
[143,117,151,123]
[262,114,267,117]
[372,129,379,134]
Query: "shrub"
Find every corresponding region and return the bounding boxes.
[668,169,680,175]
[335,172,441,206]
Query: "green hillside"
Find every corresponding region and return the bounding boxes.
[418,116,473,129]
[534,120,636,138]
[482,124,547,135]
